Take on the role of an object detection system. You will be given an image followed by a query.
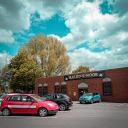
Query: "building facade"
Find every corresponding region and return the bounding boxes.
[35,67,128,102]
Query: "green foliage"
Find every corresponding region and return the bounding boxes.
[9,51,43,92]
[8,34,70,92]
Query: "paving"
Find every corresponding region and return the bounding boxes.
[0,102,128,128]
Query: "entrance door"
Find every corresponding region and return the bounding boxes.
[78,83,88,97]
[78,88,88,97]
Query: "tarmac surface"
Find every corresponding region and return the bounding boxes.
[0,102,128,128]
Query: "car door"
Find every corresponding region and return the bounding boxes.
[7,95,23,114]
[93,93,100,102]
[20,95,38,114]
[46,94,53,101]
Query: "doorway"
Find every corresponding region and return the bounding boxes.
[78,83,88,97]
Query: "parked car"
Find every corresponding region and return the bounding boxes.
[43,93,73,111]
[0,93,59,117]
[79,92,101,104]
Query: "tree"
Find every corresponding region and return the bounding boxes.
[72,66,90,74]
[0,65,11,93]
[9,34,70,92]
[23,35,70,77]
[9,50,43,92]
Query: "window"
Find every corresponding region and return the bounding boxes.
[61,85,67,94]
[38,86,43,97]
[54,85,67,94]
[8,95,21,102]
[54,85,61,93]
[103,77,112,96]
[21,96,35,102]
[43,86,48,96]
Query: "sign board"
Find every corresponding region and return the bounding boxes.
[64,71,105,81]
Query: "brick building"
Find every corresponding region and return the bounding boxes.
[35,67,128,102]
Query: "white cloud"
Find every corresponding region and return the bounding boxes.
[61,0,118,49]
[0,0,30,32]
[56,0,128,70]
[0,0,128,70]
[68,47,128,70]
[0,29,15,43]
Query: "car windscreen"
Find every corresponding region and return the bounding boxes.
[83,93,93,96]
[32,95,45,102]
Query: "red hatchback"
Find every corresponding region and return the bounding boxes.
[0,93,59,117]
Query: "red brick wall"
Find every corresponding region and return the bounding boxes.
[35,67,128,102]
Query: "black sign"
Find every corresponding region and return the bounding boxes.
[64,71,105,81]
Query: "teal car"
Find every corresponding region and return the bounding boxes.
[79,93,101,104]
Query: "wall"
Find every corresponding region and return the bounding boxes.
[35,67,128,102]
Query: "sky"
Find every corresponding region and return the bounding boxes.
[0,0,128,70]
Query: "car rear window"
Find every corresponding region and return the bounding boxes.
[8,95,21,102]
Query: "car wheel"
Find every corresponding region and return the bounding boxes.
[99,99,101,102]
[38,108,48,117]
[80,101,83,104]
[80,101,85,104]
[2,108,11,116]
[59,104,66,111]
[90,99,94,104]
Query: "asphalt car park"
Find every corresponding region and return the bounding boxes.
[0,102,128,128]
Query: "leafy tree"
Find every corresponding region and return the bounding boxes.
[72,66,90,74]
[9,50,43,92]
[9,34,70,92]
[23,35,70,77]
[0,65,11,93]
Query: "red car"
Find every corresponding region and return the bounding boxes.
[0,93,59,117]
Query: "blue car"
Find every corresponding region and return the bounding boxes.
[79,93,101,104]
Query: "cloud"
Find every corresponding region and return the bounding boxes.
[0,0,30,32]
[0,0,79,43]
[0,0,128,70]
[113,0,128,16]
[0,52,12,69]
[68,47,128,70]
[0,0,30,43]
[0,29,15,43]
[58,0,128,70]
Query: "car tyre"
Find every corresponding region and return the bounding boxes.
[2,108,11,116]
[90,99,94,104]
[99,99,101,103]
[80,101,83,104]
[38,108,48,117]
[59,104,67,111]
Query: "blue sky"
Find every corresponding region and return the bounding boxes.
[0,0,128,70]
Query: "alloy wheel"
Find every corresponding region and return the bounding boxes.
[38,108,48,117]
[2,108,10,116]
[59,104,66,111]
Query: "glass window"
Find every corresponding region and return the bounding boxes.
[38,86,43,97]
[61,85,67,94]
[103,82,112,96]
[8,95,21,102]
[54,83,67,94]
[54,86,61,93]
[32,95,45,102]
[43,86,48,96]
[21,96,35,102]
